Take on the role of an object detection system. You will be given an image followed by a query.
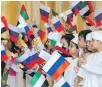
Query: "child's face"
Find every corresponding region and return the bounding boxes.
[45,39,52,49]
[91,39,100,50]
[78,36,86,48]
[60,38,68,49]
[86,40,93,51]
[69,41,78,55]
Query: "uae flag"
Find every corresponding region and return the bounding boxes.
[17,4,29,27]
[29,72,46,87]
[1,16,8,34]
[79,1,91,16]
[43,51,70,80]
[82,16,95,26]
[40,3,50,23]
[69,25,77,33]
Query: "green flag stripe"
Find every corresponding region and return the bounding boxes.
[51,40,57,47]
[20,9,29,20]
[79,2,87,10]
[69,28,75,33]
[1,28,6,34]
[29,72,41,86]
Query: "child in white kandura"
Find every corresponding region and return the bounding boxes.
[78,31,102,87]
[64,34,79,87]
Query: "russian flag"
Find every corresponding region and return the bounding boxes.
[40,3,50,23]
[24,25,33,40]
[1,16,8,34]
[70,1,81,16]
[43,51,70,80]
[37,29,46,41]
[52,16,64,32]
[8,24,19,43]
[95,8,102,26]
[1,45,8,61]
[53,77,70,87]
[44,23,52,33]
[22,53,39,69]
[39,50,51,61]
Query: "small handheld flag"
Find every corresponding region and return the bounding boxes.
[40,3,50,23]
[43,51,70,80]
[51,16,64,32]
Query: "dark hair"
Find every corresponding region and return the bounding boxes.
[61,34,75,47]
[32,25,38,28]
[72,42,79,49]
[78,30,92,41]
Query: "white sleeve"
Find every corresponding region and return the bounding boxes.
[77,68,86,79]
[82,63,102,75]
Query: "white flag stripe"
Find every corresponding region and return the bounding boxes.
[25,69,35,74]
[70,1,80,8]
[80,5,89,16]
[33,75,45,87]
[53,77,65,87]
[94,7,102,17]
[65,9,72,15]
[17,27,26,33]
[1,22,4,28]
[17,53,29,62]
[1,45,5,51]
[55,42,63,47]
[18,15,27,26]
[8,24,19,33]
[43,51,61,72]
[39,50,51,61]
[40,3,50,13]
[51,16,60,24]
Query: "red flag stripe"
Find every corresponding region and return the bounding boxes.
[1,16,8,30]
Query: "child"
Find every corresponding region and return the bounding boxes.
[60,34,74,57]
[79,31,102,87]
[64,34,79,87]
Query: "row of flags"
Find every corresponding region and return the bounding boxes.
[1,2,102,87]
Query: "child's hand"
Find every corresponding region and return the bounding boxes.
[74,66,79,73]
[79,58,87,64]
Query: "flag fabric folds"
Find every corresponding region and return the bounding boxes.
[17,4,29,27]
[8,24,19,42]
[1,16,8,34]
[43,51,70,80]
[37,29,46,41]
[1,45,8,61]
[29,72,45,87]
[39,50,51,61]
[70,1,81,16]
[44,23,52,33]
[79,1,91,16]
[95,7,102,26]
[51,16,64,32]
[53,77,70,87]
[84,16,95,26]
[40,3,50,23]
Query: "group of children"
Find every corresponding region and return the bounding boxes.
[1,21,102,87]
